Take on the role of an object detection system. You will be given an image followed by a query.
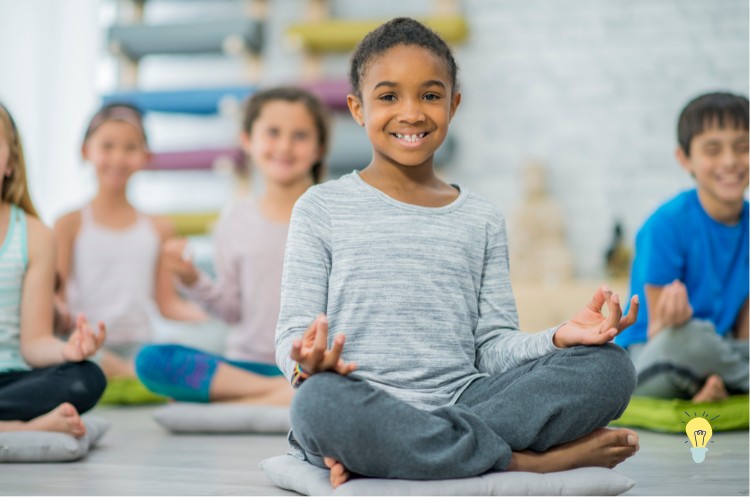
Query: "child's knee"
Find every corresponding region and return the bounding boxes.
[291,372,347,436]
[134,344,174,381]
[579,343,637,402]
[65,361,107,412]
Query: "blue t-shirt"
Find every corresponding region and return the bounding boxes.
[616,189,749,349]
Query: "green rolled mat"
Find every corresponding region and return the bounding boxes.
[98,377,168,406]
[610,395,749,433]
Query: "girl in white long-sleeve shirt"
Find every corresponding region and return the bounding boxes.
[135,87,330,405]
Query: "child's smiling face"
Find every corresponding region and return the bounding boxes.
[678,123,749,212]
[348,44,460,171]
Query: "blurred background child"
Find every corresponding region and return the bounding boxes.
[54,103,206,381]
[0,102,106,436]
[135,87,329,406]
[616,92,749,402]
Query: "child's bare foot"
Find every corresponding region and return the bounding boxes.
[18,403,87,437]
[692,374,729,403]
[324,456,350,488]
[508,428,638,473]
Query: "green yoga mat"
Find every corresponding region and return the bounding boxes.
[98,377,168,406]
[611,395,749,433]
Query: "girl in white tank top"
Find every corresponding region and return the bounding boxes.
[54,104,205,380]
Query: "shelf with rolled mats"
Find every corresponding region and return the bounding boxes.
[284,15,469,53]
[102,79,351,116]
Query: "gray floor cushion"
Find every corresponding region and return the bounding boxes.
[0,415,110,463]
[153,402,290,434]
[260,454,636,496]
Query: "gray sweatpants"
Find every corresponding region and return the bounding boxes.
[290,343,635,480]
[629,319,749,399]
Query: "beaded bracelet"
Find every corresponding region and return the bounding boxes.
[291,362,310,388]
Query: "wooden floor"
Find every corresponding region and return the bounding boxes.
[1,405,747,496]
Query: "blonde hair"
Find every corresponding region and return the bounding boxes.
[0,103,38,217]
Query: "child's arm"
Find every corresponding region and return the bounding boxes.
[151,216,208,322]
[276,190,355,382]
[160,213,242,324]
[20,218,105,367]
[735,298,748,340]
[474,216,636,374]
[644,280,693,338]
[52,212,80,331]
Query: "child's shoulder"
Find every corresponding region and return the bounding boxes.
[53,208,82,235]
[25,213,54,254]
[295,173,359,208]
[648,189,698,224]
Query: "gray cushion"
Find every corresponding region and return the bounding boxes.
[0,415,110,463]
[260,454,636,496]
[153,403,290,434]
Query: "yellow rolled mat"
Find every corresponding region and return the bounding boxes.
[286,16,469,52]
[166,212,219,236]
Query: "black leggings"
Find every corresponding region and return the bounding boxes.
[0,361,106,421]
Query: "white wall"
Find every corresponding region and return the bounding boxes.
[0,0,102,224]
[1,0,747,278]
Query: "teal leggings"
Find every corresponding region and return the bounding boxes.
[135,344,282,403]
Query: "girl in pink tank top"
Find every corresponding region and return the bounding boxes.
[54,104,206,381]
[136,87,330,406]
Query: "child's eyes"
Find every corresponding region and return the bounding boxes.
[293,131,310,141]
[423,93,441,101]
[378,94,397,102]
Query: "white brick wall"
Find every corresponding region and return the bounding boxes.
[453,0,748,277]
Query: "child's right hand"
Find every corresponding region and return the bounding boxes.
[290,315,357,376]
[647,280,693,338]
[162,238,199,286]
[62,314,107,362]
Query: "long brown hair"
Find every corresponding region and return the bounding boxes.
[0,102,38,217]
[242,87,331,184]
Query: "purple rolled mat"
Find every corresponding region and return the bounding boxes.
[146,148,244,171]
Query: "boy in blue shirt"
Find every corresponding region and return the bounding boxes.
[616,92,748,402]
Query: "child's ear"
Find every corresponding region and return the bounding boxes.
[80,143,89,161]
[347,94,365,127]
[449,92,462,120]
[675,146,695,177]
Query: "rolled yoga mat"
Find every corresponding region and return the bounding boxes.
[103,79,350,115]
[146,148,244,172]
[108,18,263,60]
[285,16,469,52]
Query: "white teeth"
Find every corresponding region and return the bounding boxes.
[395,133,426,143]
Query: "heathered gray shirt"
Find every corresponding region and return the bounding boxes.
[276,171,560,412]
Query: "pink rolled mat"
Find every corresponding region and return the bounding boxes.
[146,148,244,171]
[299,80,351,110]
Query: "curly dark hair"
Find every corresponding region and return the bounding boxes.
[678,92,748,156]
[349,17,459,99]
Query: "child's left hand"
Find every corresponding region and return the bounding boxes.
[553,285,638,348]
[62,314,107,362]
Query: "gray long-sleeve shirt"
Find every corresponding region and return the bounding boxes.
[276,171,560,411]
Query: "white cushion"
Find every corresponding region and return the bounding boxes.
[260,454,635,496]
[153,403,290,434]
[0,415,110,463]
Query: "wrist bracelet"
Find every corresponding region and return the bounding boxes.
[291,362,310,388]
